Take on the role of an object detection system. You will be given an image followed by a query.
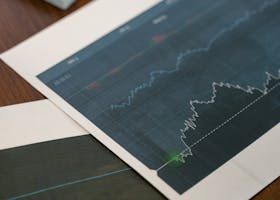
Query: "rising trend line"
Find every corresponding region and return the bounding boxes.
[110,0,278,110]
[156,70,280,171]
[7,167,131,200]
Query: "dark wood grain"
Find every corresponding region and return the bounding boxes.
[0,0,91,106]
[0,0,279,199]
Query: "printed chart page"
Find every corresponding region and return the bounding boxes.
[0,100,163,200]
[1,0,280,199]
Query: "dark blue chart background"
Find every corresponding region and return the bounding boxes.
[39,0,280,193]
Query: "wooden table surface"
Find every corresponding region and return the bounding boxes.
[0,0,279,199]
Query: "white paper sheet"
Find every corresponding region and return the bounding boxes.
[0,100,86,150]
[1,0,280,199]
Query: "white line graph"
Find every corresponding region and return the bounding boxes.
[156,70,280,171]
[110,0,278,110]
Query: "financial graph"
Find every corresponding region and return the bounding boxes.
[158,71,280,192]
[110,0,274,111]
[157,71,280,163]
[38,0,280,193]
[0,136,163,200]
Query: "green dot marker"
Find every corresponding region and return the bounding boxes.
[164,151,184,168]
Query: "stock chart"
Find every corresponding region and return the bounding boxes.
[39,0,280,193]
